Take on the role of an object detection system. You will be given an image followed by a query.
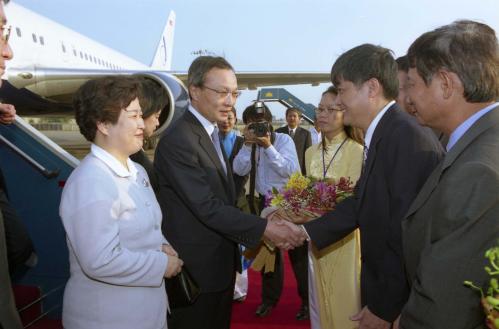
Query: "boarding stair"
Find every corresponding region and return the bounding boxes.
[257,88,316,123]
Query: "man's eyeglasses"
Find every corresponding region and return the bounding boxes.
[203,85,241,99]
[314,107,342,115]
[1,25,11,44]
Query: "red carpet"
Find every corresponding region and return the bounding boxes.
[13,252,309,329]
[231,252,311,329]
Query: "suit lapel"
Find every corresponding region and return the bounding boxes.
[185,112,229,183]
[404,105,499,218]
[404,161,444,218]
[356,105,397,203]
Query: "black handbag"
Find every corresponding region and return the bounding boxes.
[165,266,200,309]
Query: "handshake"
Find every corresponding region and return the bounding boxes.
[262,210,308,250]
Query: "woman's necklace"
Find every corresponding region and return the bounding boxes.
[322,137,348,179]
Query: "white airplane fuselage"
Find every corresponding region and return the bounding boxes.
[4,3,172,73]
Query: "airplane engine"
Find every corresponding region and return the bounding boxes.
[0,70,189,137]
[135,72,189,139]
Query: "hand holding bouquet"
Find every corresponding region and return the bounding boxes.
[265,172,355,224]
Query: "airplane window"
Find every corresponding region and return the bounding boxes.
[40,36,45,45]
[61,43,66,52]
[84,53,88,60]
[32,33,37,43]
[16,27,21,37]
[73,49,77,56]
[79,51,83,59]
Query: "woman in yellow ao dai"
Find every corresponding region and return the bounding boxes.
[304,86,363,329]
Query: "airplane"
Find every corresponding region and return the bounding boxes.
[0,3,329,326]
[2,2,329,135]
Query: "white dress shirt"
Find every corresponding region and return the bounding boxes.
[364,100,395,150]
[189,104,216,136]
[59,144,169,329]
[233,132,300,195]
[309,126,322,145]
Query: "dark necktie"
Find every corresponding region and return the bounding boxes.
[211,127,227,175]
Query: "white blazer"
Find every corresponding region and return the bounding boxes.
[59,145,169,329]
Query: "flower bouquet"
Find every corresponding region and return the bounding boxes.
[464,243,499,329]
[264,172,355,224]
[247,173,354,273]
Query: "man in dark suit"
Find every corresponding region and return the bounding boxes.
[0,1,24,328]
[276,108,312,176]
[400,20,499,329]
[275,107,311,320]
[154,56,305,329]
[295,44,445,329]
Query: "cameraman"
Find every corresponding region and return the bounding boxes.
[233,102,300,318]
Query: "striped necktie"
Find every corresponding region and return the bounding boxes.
[211,127,227,175]
[361,144,369,175]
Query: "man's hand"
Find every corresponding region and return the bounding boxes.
[350,306,391,329]
[162,244,178,257]
[164,254,183,278]
[243,126,257,146]
[243,125,271,148]
[393,315,400,329]
[0,103,16,124]
[255,132,271,149]
[263,217,306,250]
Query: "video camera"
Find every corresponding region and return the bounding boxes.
[248,101,271,137]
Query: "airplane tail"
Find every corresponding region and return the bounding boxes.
[150,10,176,70]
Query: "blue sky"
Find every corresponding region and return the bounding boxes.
[13,0,499,119]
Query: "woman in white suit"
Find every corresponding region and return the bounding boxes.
[59,76,183,329]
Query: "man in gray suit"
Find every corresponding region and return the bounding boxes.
[400,20,499,329]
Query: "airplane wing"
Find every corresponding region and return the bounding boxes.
[172,71,330,90]
[3,67,330,106]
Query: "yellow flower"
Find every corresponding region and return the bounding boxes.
[270,194,284,207]
[285,172,310,191]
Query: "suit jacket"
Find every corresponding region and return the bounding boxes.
[276,126,311,175]
[228,135,247,199]
[0,211,23,329]
[400,106,499,329]
[0,170,35,276]
[304,105,444,322]
[155,111,266,293]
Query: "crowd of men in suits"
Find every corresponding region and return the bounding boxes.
[155,19,498,329]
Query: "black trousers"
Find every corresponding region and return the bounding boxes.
[167,284,234,329]
[258,195,309,306]
[260,244,309,306]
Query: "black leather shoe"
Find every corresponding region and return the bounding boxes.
[255,303,274,317]
[296,304,309,320]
